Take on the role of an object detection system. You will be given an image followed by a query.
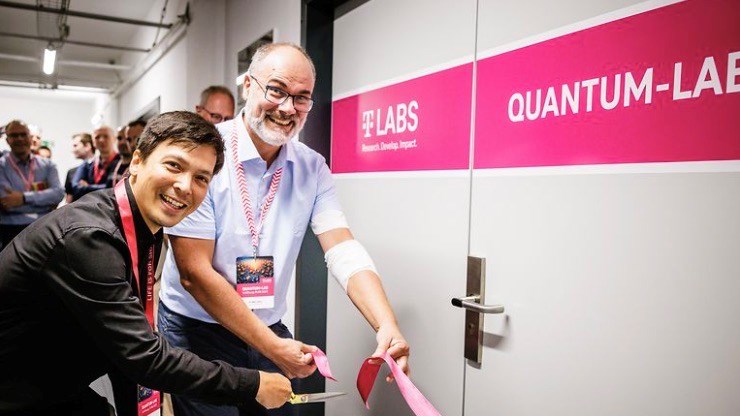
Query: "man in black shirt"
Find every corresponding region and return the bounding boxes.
[0,111,291,415]
[71,125,120,200]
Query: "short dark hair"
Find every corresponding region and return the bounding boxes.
[199,86,235,107]
[136,111,225,175]
[73,132,94,151]
[128,119,147,129]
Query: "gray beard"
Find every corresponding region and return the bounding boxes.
[248,113,294,147]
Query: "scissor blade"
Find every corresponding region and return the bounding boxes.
[290,391,346,404]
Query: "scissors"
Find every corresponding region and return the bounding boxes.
[289,391,346,405]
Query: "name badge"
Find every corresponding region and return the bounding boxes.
[236,256,275,309]
[31,181,47,191]
[137,385,160,416]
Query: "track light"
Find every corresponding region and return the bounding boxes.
[43,47,56,75]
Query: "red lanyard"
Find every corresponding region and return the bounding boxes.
[230,121,283,258]
[6,155,36,191]
[93,153,117,184]
[114,180,156,328]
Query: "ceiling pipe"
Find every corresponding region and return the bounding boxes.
[0,0,173,29]
[0,31,150,53]
[0,52,131,70]
[111,4,190,98]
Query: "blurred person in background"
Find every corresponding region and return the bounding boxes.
[65,133,95,203]
[109,120,146,187]
[71,125,119,200]
[28,123,42,155]
[0,119,63,246]
[196,85,235,125]
[37,145,52,159]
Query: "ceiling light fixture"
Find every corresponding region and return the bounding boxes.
[42,46,56,75]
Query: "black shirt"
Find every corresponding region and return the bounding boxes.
[64,164,81,195]
[0,183,258,412]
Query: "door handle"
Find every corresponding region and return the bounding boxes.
[455,256,505,364]
[451,295,504,314]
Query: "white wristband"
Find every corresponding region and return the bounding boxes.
[324,239,377,292]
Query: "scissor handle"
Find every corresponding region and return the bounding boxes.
[288,393,306,404]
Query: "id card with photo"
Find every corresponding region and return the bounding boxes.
[137,385,160,416]
[236,256,275,309]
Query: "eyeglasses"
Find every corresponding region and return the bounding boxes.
[6,132,29,139]
[197,106,233,123]
[250,75,314,113]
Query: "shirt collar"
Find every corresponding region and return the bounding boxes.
[235,108,297,166]
[122,178,159,246]
[9,152,34,165]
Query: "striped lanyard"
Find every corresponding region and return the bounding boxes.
[114,180,156,328]
[6,155,36,191]
[230,120,283,258]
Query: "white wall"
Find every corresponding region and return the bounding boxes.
[0,86,111,187]
[115,0,303,332]
[224,0,302,97]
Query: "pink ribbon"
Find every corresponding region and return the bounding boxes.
[357,352,441,416]
[311,348,337,381]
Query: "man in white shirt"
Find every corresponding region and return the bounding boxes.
[159,42,410,416]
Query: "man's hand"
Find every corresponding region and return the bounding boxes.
[0,186,24,209]
[78,179,89,187]
[371,324,410,383]
[267,338,318,379]
[255,371,292,409]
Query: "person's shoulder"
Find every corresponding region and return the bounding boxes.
[216,119,236,143]
[65,189,120,234]
[290,140,326,164]
[34,155,57,168]
[18,192,119,248]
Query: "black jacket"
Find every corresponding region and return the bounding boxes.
[0,184,258,412]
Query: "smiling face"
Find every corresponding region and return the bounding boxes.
[5,122,32,159]
[128,140,217,233]
[242,46,315,147]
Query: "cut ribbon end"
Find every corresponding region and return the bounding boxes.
[311,348,337,381]
[356,352,441,416]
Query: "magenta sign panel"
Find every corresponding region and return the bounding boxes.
[474,0,740,169]
[331,63,473,173]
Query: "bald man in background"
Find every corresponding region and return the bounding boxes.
[196,86,236,125]
[71,125,119,200]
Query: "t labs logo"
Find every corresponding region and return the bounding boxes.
[361,100,419,138]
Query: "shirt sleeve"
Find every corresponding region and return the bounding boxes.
[72,163,106,199]
[23,161,64,207]
[44,227,258,406]
[310,160,344,223]
[165,184,217,239]
[0,164,10,198]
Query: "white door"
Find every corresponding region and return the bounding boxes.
[327,0,476,415]
[327,0,740,415]
[465,0,740,414]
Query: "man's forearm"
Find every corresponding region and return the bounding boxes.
[346,270,399,331]
[24,187,64,206]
